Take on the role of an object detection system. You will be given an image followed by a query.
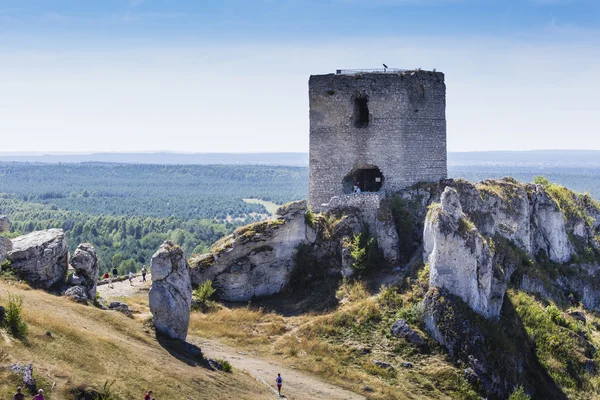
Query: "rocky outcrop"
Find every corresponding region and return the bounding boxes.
[529,186,572,263]
[0,237,12,265]
[324,193,400,264]
[423,288,567,400]
[68,243,99,300]
[424,187,508,319]
[7,229,68,288]
[149,241,192,341]
[0,215,9,233]
[190,201,315,301]
[390,319,428,351]
[402,178,582,264]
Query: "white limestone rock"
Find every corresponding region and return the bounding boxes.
[69,243,99,300]
[149,241,192,341]
[190,200,315,301]
[529,185,573,263]
[424,187,506,320]
[7,229,68,288]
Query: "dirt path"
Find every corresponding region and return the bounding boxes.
[101,275,366,399]
[97,273,152,299]
[194,338,367,400]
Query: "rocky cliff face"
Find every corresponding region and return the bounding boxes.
[190,196,403,301]
[150,241,192,341]
[424,187,508,319]
[190,201,315,301]
[416,178,600,318]
[7,229,69,288]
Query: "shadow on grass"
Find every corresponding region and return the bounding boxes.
[156,335,210,369]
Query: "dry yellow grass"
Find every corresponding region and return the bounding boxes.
[187,281,478,400]
[0,281,271,400]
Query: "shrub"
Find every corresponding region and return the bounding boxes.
[533,176,550,186]
[219,359,232,373]
[98,380,117,400]
[397,301,425,328]
[347,231,380,275]
[0,260,18,281]
[508,386,531,400]
[4,292,28,339]
[304,208,316,228]
[193,280,216,304]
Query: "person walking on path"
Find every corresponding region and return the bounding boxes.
[32,389,44,400]
[129,271,134,286]
[13,386,25,400]
[103,272,114,289]
[144,390,153,400]
[112,267,118,279]
[276,373,283,397]
[141,265,147,282]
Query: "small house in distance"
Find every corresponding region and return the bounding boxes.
[308,68,447,209]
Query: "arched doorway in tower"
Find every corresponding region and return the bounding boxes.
[343,166,384,194]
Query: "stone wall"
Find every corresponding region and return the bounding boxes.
[308,70,447,209]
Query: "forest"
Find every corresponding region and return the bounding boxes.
[1,161,599,276]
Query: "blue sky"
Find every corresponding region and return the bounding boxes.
[0,0,599,152]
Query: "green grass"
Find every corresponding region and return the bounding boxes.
[242,198,280,215]
[510,290,592,391]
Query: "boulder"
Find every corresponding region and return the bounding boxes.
[0,215,9,233]
[64,286,88,303]
[109,301,132,317]
[149,241,192,340]
[190,201,315,301]
[0,236,12,265]
[373,360,394,371]
[424,187,507,320]
[7,229,68,288]
[390,319,428,351]
[69,243,99,300]
[10,363,36,390]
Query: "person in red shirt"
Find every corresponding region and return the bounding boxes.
[144,390,153,400]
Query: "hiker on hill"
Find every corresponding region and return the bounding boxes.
[13,386,24,400]
[129,271,134,286]
[276,373,283,396]
[144,390,153,400]
[141,265,147,282]
[32,389,44,400]
[112,267,118,278]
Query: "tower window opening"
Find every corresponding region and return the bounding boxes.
[353,96,369,128]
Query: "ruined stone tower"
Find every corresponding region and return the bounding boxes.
[308,69,447,209]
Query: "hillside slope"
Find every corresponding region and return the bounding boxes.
[0,281,271,400]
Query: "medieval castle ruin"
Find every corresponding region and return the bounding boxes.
[308,69,448,209]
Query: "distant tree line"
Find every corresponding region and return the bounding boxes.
[0,163,308,220]
[0,196,231,276]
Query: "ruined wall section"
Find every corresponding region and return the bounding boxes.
[308,70,447,209]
